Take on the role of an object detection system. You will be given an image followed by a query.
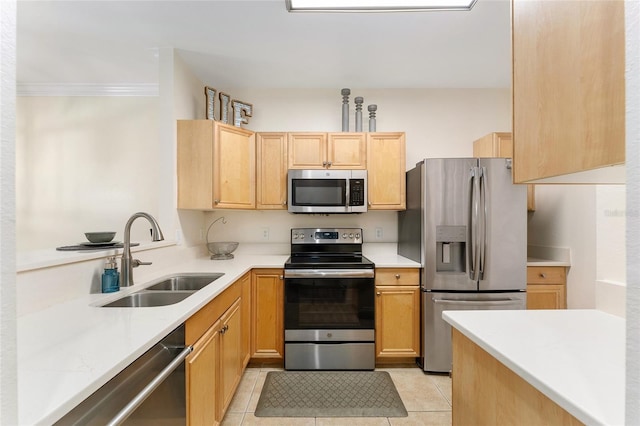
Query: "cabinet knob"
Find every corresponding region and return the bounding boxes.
[279,275,284,280]
[214,199,220,205]
[282,201,287,206]
[322,161,327,166]
[327,161,333,167]
[539,273,546,278]
[395,274,401,279]
[368,202,372,206]
[376,291,381,296]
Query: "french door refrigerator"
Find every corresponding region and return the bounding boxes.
[398,158,527,373]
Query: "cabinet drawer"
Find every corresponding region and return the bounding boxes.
[375,268,419,286]
[527,266,566,285]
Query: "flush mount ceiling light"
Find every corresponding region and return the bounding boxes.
[286,0,477,12]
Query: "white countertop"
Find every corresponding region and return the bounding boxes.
[527,257,571,267]
[443,309,624,426]
[17,246,418,425]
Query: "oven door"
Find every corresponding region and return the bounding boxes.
[284,269,375,337]
[284,269,375,370]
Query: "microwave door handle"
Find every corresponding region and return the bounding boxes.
[345,179,350,207]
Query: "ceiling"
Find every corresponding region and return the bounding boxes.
[16,0,512,89]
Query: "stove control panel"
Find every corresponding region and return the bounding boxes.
[291,228,362,244]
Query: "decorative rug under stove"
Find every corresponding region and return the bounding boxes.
[254,371,408,417]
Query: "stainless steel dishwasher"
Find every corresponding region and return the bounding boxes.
[55,325,192,425]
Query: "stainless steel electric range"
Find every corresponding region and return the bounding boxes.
[283,228,375,370]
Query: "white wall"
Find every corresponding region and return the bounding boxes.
[0,1,18,423]
[527,186,597,308]
[16,96,161,251]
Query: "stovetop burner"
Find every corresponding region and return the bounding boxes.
[285,253,374,269]
[285,227,374,270]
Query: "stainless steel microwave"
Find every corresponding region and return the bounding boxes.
[287,169,367,213]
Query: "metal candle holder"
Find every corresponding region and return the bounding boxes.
[368,104,377,132]
[341,88,350,132]
[355,97,364,132]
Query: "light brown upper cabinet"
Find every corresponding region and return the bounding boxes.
[256,132,288,209]
[512,0,625,183]
[473,132,535,211]
[367,132,406,210]
[288,132,366,169]
[178,120,256,210]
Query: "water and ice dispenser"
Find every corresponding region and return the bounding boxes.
[435,226,466,273]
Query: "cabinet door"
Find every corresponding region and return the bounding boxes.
[527,285,566,310]
[526,266,567,309]
[239,272,251,368]
[186,321,219,426]
[177,120,215,210]
[218,299,242,420]
[367,132,406,210]
[512,0,624,182]
[375,286,420,358]
[213,122,256,209]
[256,132,288,209]
[288,133,327,169]
[251,269,284,360]
[327,133,366,169]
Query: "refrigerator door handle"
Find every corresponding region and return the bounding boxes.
[479,166,487,279]
[468,167,481,281]
[432,297,521,307]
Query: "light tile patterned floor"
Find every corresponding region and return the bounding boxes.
[221,366,452,426]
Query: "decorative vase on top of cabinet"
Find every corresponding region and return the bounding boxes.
[177,120,256,210]
[512,0,625,183]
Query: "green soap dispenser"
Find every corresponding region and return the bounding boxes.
[101,256,120,293]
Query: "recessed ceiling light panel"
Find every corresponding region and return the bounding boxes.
[286,0,477,12]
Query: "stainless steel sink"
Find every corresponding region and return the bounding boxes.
[100,291,194,307]
[144,273,224,292]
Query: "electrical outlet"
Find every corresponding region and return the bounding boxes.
[261,227,270,241]
[375,227,383,239]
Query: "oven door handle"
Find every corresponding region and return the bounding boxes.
[284,269,374,279]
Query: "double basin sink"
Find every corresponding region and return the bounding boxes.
[100,273,224,307]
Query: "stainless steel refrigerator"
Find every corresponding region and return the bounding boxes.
[398,158,527,373]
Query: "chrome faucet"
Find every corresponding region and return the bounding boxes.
[121,212,165,287]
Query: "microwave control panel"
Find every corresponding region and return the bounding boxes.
[349,179,365,206]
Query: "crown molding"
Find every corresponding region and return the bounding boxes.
[17,83,159,97]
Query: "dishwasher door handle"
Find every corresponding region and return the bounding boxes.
[106,345,193,426]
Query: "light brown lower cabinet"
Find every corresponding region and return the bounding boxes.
[186,319,219,425]
[185,278,244,425]
[374,268,420,361]
[250,269,284,361]
[526,266,567,309]
[452,329,582,425]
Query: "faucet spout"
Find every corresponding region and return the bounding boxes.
[121,212,165,287]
